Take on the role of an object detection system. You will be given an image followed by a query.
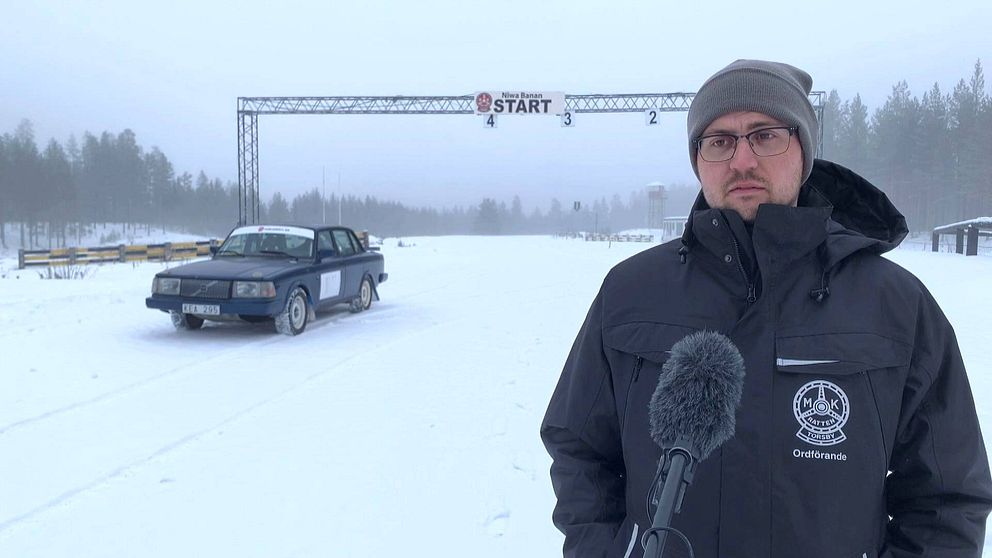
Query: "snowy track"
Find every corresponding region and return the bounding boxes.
[0,236,643,556]
[1,236,990,556]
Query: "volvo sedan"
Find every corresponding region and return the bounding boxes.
[146,225,387,335]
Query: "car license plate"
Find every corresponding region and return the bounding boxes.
[182,303,220,316]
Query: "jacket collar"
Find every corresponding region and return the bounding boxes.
[686,203,831,270]
[680,159,908,270]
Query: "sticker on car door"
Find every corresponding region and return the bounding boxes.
[320,270,341,300]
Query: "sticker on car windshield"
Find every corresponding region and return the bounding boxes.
[229,225,314,239]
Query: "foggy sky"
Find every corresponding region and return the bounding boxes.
[3,0,989,212]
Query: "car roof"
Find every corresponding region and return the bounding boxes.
[229,224,355,233]
[310,225,356,232]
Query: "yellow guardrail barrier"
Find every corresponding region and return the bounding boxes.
[18,240,221,269]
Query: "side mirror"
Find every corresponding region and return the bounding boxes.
[209,245,219,255]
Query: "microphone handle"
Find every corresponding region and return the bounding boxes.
[643,446,693,558]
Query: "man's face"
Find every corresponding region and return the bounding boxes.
[696,111,804,222]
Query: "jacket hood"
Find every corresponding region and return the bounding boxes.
[804,159,908,257]
[681,159,908,266]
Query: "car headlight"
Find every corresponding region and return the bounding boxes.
[153,277,181,295]
[233,281,276,298]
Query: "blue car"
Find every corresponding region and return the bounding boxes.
[146,225,387,335]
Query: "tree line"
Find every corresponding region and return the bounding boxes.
[2,60,988,248]
[822,60,990,231]
[258,187,679,238]
[0,120,675,248]
[0,122,239,248]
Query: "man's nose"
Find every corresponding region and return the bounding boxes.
[728,138,759,172]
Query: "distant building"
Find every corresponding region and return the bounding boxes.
[662,216,688,239]
[646,181,665,229]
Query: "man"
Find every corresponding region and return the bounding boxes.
[541,59,992,558]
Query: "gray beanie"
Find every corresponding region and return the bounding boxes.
[687,59,818,184]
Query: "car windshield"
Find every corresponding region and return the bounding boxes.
[218,230,314,259]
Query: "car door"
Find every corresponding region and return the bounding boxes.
[331,229,361,299]
[314,230,347,309]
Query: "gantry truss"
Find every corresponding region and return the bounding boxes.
[237,92,825,225]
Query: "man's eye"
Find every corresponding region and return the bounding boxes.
[709,137,730,148]
[754,130,780,142]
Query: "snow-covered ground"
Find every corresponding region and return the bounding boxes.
[0,234,990,556]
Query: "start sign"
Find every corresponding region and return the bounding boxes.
[474,91,565,115]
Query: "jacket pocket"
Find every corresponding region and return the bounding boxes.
[770,332,912,556]
[775,331,911,375]
[603,321,697,534]
[603,321,697,436]
[775,331,912,466]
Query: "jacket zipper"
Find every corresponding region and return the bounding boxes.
[729,234,757,304]
[623,522,640,558]
[620,356,644,433]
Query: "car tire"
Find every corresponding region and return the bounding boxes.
[275,287,309,336]
[171,311,204,330]
[350,276,373,313]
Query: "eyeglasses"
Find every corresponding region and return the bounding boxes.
[695,126,798,162]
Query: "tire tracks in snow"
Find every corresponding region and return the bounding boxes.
[0,273,580,537]
[0,302,408,437]
[0,321,402,536]
[0,332,285,437]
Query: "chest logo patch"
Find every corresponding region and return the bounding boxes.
[793,380,849,446]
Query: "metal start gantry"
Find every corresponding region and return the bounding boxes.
[236,92,826,226]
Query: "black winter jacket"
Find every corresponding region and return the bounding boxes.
[541,160,992,558]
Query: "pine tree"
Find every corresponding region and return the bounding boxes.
[0,134,8,248]
[918,83,951,229]
[949,72,982,223]
[473,198,501,235]
[510,195,524,234]
[871,82,921,225]
[145,147,174,233]
[41,139,74,247]
[10,120,41,247]
[268,192,291,223]
[548,198,562,234]
[836,94,870,175]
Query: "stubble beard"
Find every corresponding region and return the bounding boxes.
[714,167,803,223]
[720,171,771,223]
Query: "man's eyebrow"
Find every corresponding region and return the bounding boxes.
[702,121,782,135]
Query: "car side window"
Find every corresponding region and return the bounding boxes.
[318,231,335,254]
[285,236,313,258]
[349,231,365,252]
[332,230,356,257]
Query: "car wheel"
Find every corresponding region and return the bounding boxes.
[350,276,373,313]
[275,287,309,335]
[170,311,204,330]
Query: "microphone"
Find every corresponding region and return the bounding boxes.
[642,331,745,558]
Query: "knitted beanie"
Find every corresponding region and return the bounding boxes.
[687,59,818,184]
